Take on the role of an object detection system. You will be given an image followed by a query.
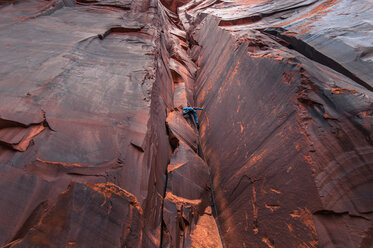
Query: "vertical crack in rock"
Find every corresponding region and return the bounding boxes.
[158,2,224,247]
[1,0,372,247]
[175,0,373,247]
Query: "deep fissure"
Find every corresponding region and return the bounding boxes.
[159,3,224,247]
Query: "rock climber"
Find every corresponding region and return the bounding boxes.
[182,107,203,128]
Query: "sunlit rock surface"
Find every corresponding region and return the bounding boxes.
[0,0,372,247]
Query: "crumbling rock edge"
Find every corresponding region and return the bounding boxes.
[261,27,373,92]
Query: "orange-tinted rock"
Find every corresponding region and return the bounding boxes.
[10,182,143,248]
[0,0,171,247]
[161,125,212,247]
[1,0,372,247]
[187,11,373,248]
[166,110,199,151]
[160,0,190,12]
[189,207,222,248]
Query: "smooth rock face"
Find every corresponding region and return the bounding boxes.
[0,0,372,247]
[11,182,143,248]
[0,0,170,246]
[179,1,373,247]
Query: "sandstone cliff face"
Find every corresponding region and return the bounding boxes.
[0,0,372,247]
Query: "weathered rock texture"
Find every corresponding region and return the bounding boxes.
[0,0,372,247]
[178,0,373,247]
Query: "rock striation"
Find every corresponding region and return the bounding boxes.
[0,0,372,247]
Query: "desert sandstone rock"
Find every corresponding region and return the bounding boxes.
[0,0,372,247]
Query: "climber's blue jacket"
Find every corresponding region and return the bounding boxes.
[182,107,203,124]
